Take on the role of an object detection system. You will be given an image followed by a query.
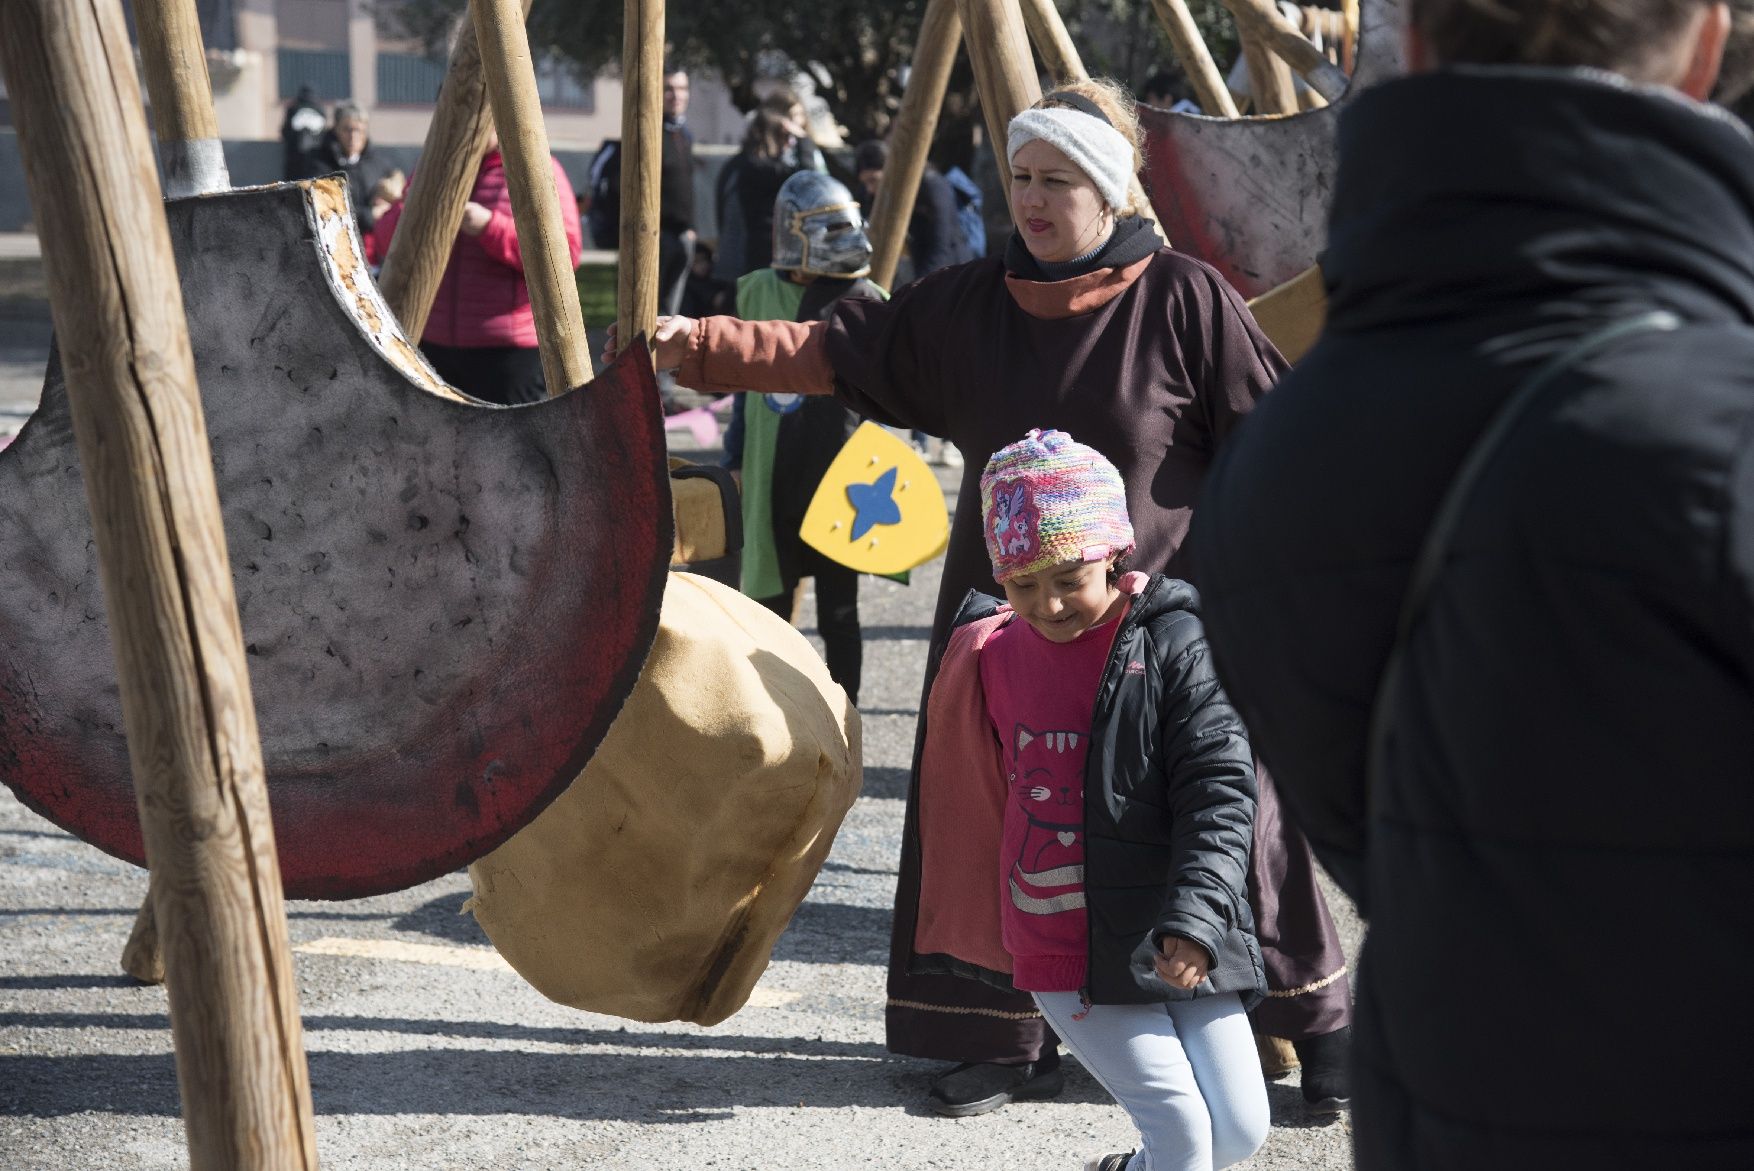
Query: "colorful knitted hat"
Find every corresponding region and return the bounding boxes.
[980,429,1134,583]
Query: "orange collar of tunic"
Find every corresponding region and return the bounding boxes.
[1002,254,1156,320]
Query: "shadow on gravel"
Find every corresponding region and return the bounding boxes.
[770,900,890,964]
[0,1020,1328,1127]
[391,894,491,946]
[818,859,895,878]
[859,766,909,801]
[0,1011,884,1056]
[0,974,137,990]
[0,1025,914,1119]
[340,889,891,967]
[833,625,930,642]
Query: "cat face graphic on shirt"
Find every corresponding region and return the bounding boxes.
[1008,723,1086,916]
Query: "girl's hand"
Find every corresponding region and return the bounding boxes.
[1154,935,1212,990]
[603,315,696,372]
[459,201,492,237]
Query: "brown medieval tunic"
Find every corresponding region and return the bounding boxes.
[677,247,1351,1060]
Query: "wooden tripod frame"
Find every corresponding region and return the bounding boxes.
[0,0,317,1166]
[866,0,1355,290]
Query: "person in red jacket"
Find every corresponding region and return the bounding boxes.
[374,130,583,405]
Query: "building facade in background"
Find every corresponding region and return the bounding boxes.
[221,0,747,150]
[0,0,746,152]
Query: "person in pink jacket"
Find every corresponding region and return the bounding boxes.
[375,130,583,405]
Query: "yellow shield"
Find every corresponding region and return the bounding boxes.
[801,422,950,575]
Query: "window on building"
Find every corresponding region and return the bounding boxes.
[534,57,594,111]
[278,48,351,101]
[376,52,448,105]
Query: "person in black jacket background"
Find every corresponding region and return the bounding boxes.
[658,66,697,316]
[279,85,327,183]
[852,138,973,468]
[299,103,398,237]
[1189,2,1754,1167]
[852,138,974,284]
[712,90,825,284]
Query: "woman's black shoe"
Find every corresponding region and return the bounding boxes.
[926,1049,1064,1118]
[1294,1024,1352,1113]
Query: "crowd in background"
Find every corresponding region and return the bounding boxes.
[277,72,991,333]
[281,82,581,405]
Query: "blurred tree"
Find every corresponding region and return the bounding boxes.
[1066,0,1240,96]
[385,1,1248,139]
[389,0,925,141]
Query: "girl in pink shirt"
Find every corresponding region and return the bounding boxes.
[915,429,1268,1170]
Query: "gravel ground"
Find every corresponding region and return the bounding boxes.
[0,327,1361,1170]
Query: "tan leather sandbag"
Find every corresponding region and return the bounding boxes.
[1247,263,1327,364]
[669,457,732,565]
[465,572,861,1025]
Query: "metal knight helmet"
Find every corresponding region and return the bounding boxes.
[771,171,872,279]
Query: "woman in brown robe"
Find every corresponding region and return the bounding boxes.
[611,78,1354,1116]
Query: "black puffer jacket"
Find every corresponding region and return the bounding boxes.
[1191,69,1754,1169]
[925,575,1264,1008]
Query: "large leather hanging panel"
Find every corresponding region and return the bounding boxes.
[0,180,672,899]
[1138,0,1405,298]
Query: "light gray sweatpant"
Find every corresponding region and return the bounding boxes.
[1033,990,1269,1171]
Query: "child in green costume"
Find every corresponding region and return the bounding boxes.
[725,171,885,704]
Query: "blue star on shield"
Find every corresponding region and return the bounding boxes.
[846,467,902,540]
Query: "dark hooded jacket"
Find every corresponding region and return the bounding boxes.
[302,131,399,234]
[909,574,1264,1008]
[1189,68,1754,1169]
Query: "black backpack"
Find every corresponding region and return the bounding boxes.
[586,139,622,249]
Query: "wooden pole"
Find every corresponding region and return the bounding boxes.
[617,0,664,352]
[955,0,1043,182]
[122,876,167,984]
[1017,0,1082,84]
[132,0,230,196]
[1220,0,1350,103]
[868,0,961,289]
[470,0,594,393]
[1341,0,1360,74]
[1241,29,1297,115]
[1148,0,1241,117]
[0,1,317,1167]
[123,0,232,984]
[378,0,534,345]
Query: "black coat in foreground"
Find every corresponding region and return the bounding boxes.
[1189,68,1754,1170]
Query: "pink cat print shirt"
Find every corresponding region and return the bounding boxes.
[978,601,1127,993]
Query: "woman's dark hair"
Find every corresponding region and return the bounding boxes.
[854,139,888,174]
[1410,0,1711,82]
[1106,551,1133,586]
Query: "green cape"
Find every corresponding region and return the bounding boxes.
[734,268,894,598]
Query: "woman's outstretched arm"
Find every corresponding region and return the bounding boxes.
[602,314,836,397]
